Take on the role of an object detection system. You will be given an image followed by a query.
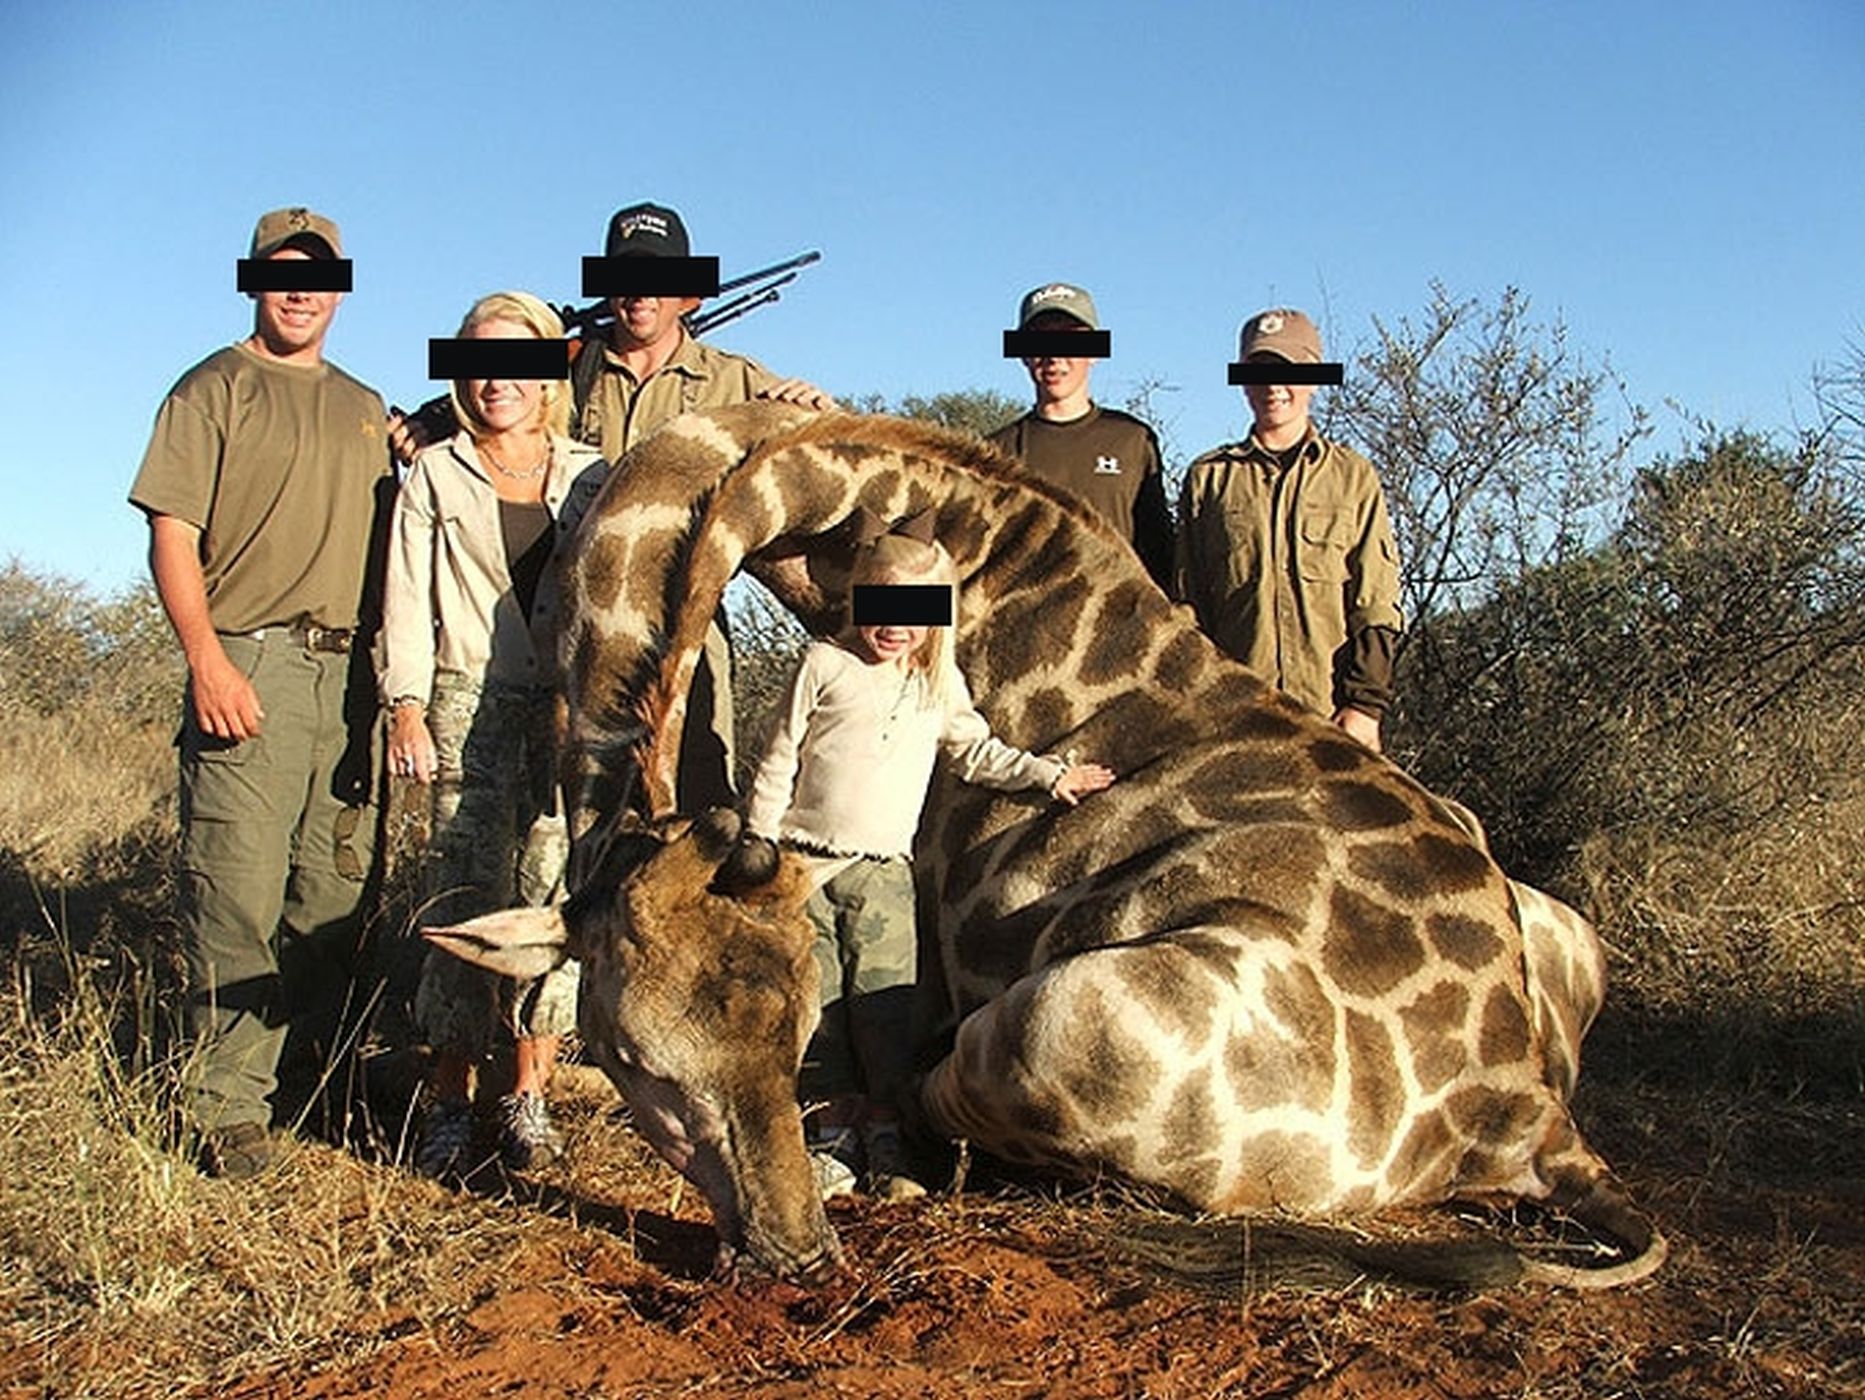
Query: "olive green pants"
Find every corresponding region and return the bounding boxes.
[799,856,918,1111]
[179,632,376,1132]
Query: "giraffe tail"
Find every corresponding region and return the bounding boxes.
[1514,1172,1669,1289]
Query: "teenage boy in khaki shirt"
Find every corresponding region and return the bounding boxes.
[1176,308,1403,751]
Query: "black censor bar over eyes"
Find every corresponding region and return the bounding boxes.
[582,256,722,299]
[852,584,953,627]
[237,258,353,293]
[1004,329,1113,360]
[428,339,572,380]
[1227,361,1345,386]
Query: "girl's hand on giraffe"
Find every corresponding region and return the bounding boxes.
[1052,762,1116,806]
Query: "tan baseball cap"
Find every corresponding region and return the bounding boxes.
[250,206,343,259]
[1017,282,1100,330]
[1239,307,1322,363]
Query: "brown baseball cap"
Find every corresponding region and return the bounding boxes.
[1239,307,1322,363]
[250,206,343,259]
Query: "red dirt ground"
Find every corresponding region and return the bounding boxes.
[204,1075,1865,1400]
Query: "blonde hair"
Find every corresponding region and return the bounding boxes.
[847,533,960,711]
[449,290,571,440]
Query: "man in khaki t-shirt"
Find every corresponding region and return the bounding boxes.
[1176,308,1403,751]
[570,202,833,808]
[988,283,1173,590]
[129,208,392,1176]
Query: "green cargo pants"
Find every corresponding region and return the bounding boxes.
[179,631,376,1132]
[798,855,919,1112]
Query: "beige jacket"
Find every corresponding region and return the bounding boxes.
[378,431,607,704]
[1175,429,1403,716]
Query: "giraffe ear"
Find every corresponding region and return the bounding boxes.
[425,906,570,981]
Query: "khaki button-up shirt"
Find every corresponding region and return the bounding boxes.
[1175,430,1403,716]
[378,432,608,704]
[575,330,775,461]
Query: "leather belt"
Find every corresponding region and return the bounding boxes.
[233,621,355,654]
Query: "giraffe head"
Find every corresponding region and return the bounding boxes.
[425,808,840,1282]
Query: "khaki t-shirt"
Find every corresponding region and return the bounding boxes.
[988,406,1174,587]
[574,330,775,461]
[129,343,389,633]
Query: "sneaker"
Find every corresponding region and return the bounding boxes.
[200,1121,275,1179]
[863,1121,927,1202]
[416,1098,475,1180]
[807,1127,859,1201]
[496,1090,565,1171]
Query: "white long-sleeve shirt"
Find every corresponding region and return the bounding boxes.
[746,638,1064,859]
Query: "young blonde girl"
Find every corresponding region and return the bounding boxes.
[738,521,1114,1200]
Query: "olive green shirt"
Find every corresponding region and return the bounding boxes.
[129,343,389,633]
[573,329,776,460]
[1175,429,1403,717]
[988,405,1175,589]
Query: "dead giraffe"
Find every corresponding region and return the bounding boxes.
[442,401,1663,1286]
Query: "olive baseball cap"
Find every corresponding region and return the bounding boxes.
[1017,282,1100,331]
[250,206,342,259]
[1239,308,1322,363]
[606,202,690,258]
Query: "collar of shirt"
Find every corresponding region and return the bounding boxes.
[1240,425,1324,469]
[601,327,711,386]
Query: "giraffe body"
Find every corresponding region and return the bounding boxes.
[444,402,1660,1285]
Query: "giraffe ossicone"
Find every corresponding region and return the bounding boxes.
[435,402,1664,1288]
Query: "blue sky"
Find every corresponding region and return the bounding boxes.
[2,0,1860,595]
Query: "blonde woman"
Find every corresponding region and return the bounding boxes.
[737,516,1115,1200]
[379,291,607,1178]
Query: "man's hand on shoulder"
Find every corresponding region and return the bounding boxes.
[1333,706,1382,753]
[191,643,265,741]
[757,378,837,411]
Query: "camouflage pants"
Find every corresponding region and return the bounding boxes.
[413,673,578,1055]
[798,855,918,1111]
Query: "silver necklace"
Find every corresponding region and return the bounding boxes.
[481,437,549,481]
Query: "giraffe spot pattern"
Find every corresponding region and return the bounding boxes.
[1324,886,1427,997]
[1398,979,1471,1092]
[1235,961,1335,1114]
[1385,1108,1457,1192]
[1318,780,1416,831]
[1445,1085,1542,1147]
[1152,629,1206,693]
[1426,912,1504,970]
[1308,736,1366,773]
[1412,831,1496,893]
[1345,1010,1406,1170]
[1158,1075,1219,1166]
[1020,686,1076,744]
[1115,943,1219,1046]
[1055,988,1160,1123]
[1346,841,1441,902]
[1478,984,1532,1066]
[1230,1131,1333,1211]
[1079,580,1157,688]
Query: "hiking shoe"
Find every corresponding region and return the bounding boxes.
[863,1121,927,1202]
[416,1098,475,1180]
[200,1121,275,1179]
[807,1127,859,1201]
[496,1091,565,1171]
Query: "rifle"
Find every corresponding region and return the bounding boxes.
[392,249,822,453]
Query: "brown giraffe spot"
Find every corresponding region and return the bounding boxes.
[1323,887,1427,997]
[1230,1131,1333,1211]
[1152,630,1206,693]
[1079,580,1157,688]
[1236,962,1335,1113]
[1445,1085,1542,1146]
[1478,985,1532,1066]
[1169,931,1243,986]
[1318,779,1416,831]
[938,502,991,563]
[1427,912,1504,970]
[1231,705,1307,743]
[1412,831,1495,893]
[1397,980,1471,1092]
[577,543,627,617]
[771,445,850,517]
[1055,988,1160,1124]
[1385,1109,1457,1192]
[1158,1076,1219,1166]
[1021,686,1075,742]
[1308,736,1366,773]
[1189,746,1311,800]
[1347,841,1440,902]
[1115,945,1219,1045]
[1344,1011,1406,1170]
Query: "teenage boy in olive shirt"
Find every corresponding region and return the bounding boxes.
[1176,308,1403,751]
[130,208,391,1177]
[988,283,1174,590]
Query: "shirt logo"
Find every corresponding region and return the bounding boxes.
[1095,455,1122,475]
[360,418,381,441]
